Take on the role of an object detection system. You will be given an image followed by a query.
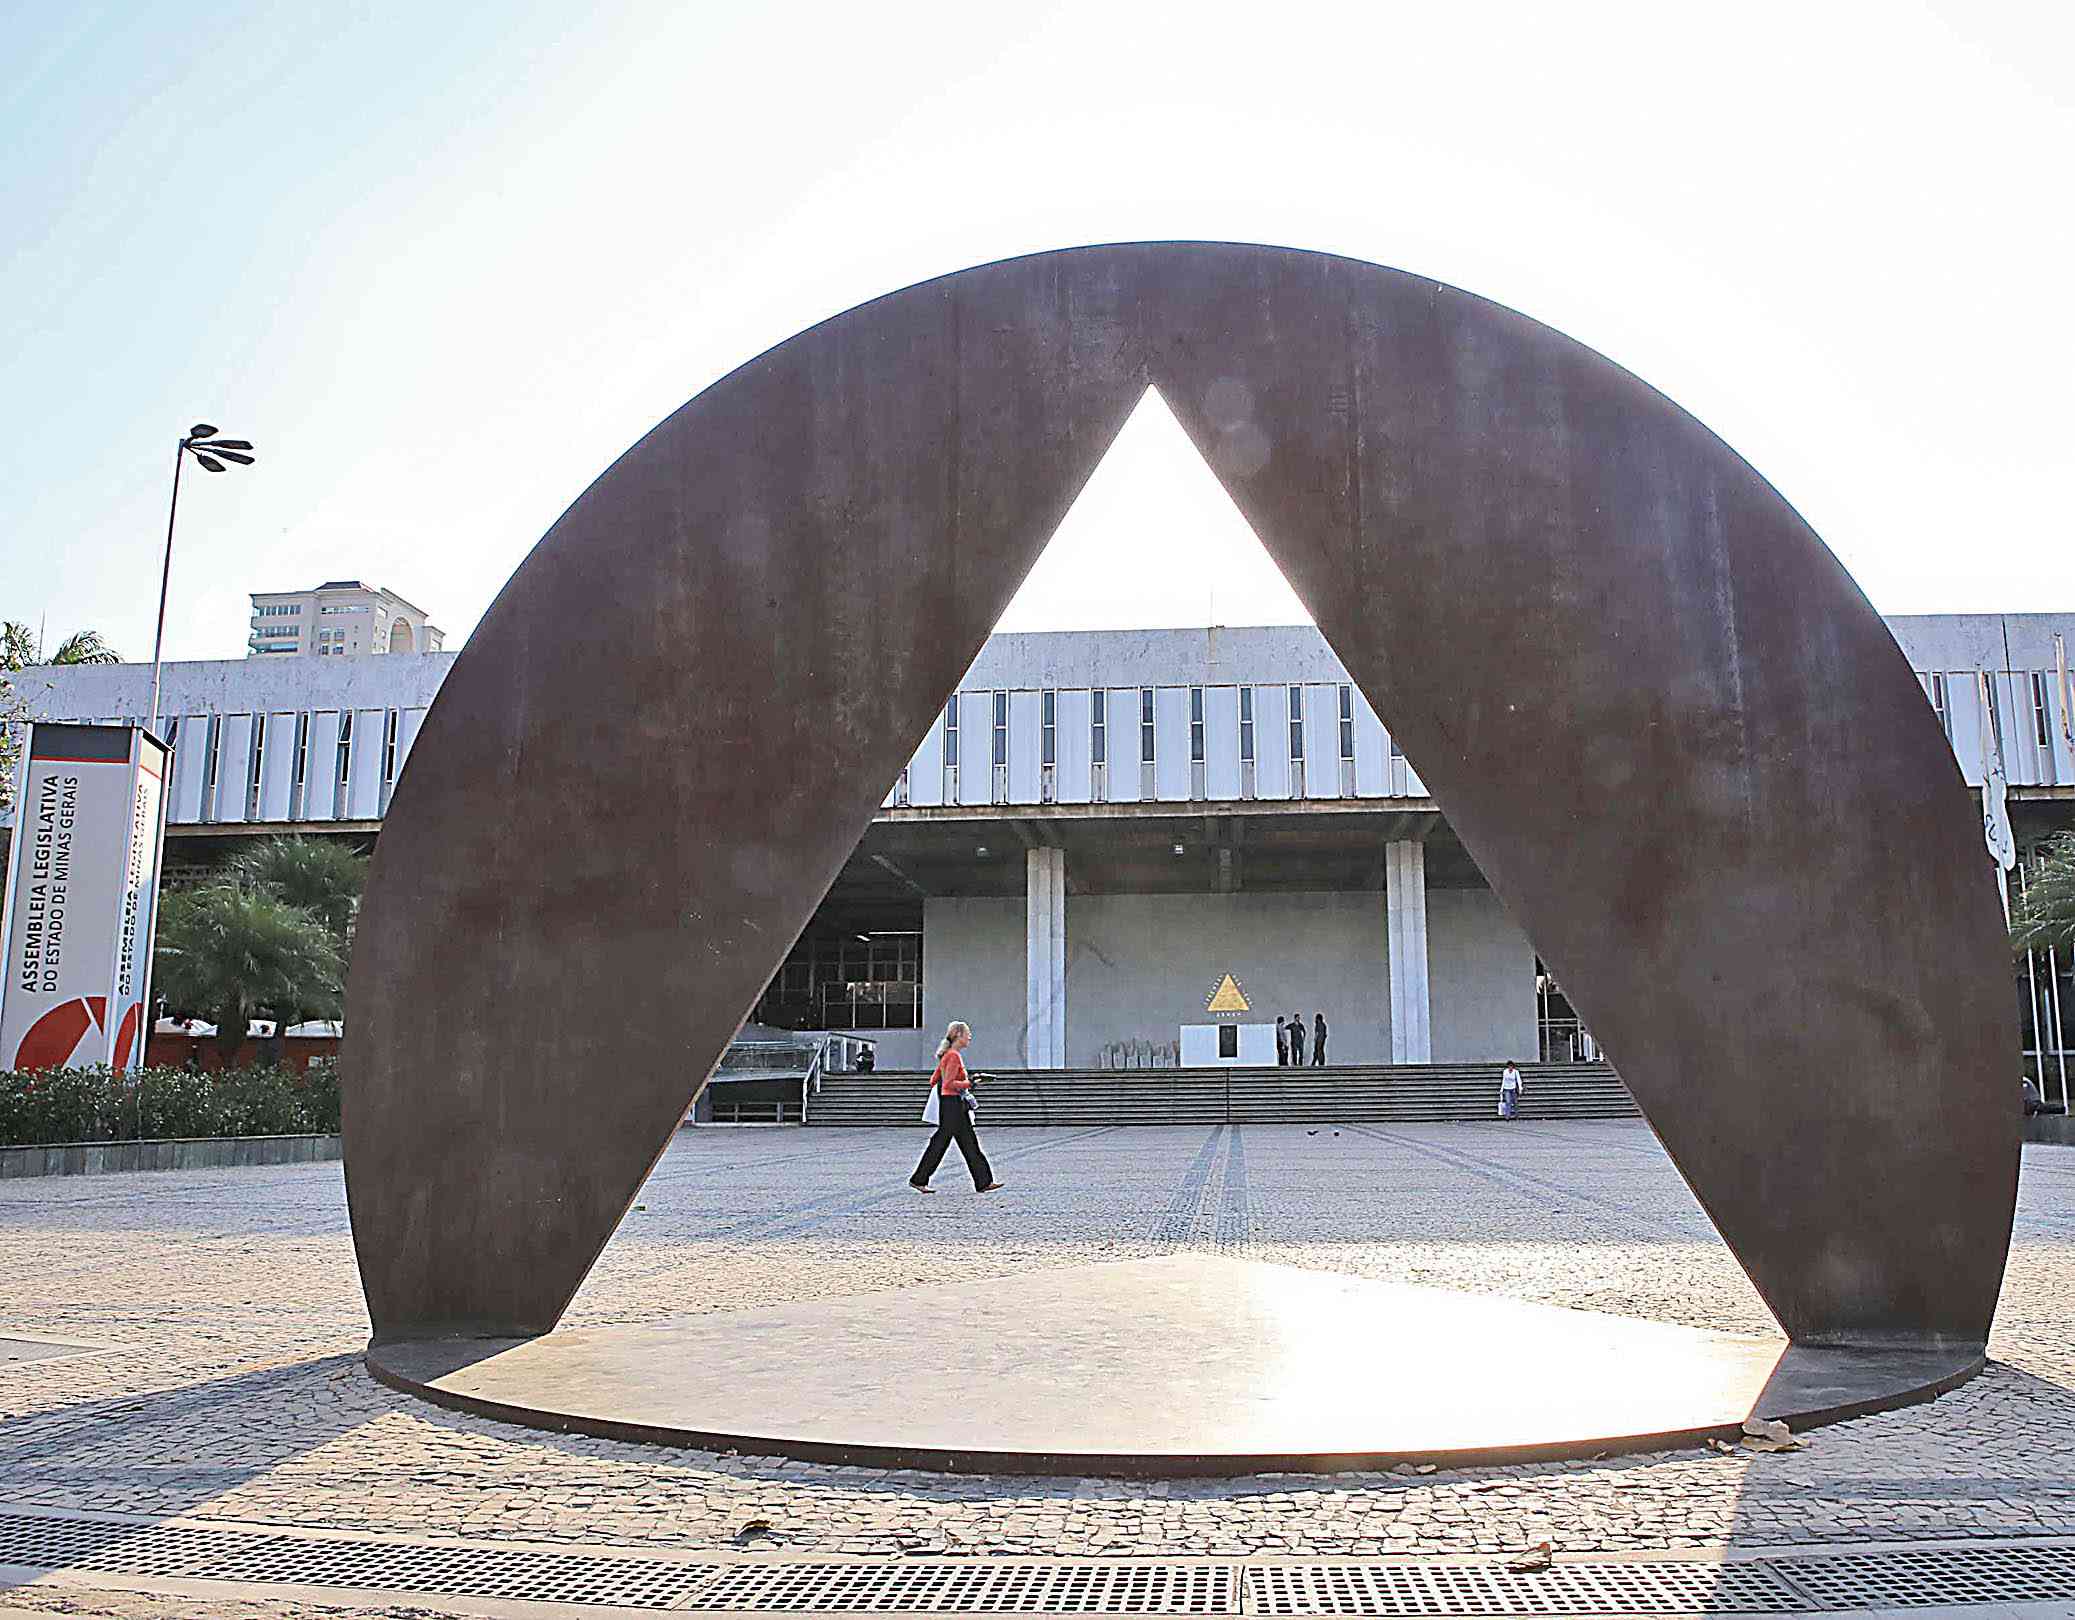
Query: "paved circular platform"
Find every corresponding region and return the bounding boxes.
[366,1254,1982,1476]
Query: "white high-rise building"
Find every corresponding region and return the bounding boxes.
[248,582,445,658]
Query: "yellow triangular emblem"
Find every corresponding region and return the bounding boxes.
[1205,973,1250,1014]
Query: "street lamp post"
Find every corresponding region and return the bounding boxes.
[149,424,256,738]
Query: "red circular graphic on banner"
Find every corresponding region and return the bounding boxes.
[111,1001,144,1072]
[12,995,107,1071]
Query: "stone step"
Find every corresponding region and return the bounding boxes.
[803,1063,1638,1126]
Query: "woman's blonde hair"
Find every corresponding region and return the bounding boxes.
[935,1021,971,1059]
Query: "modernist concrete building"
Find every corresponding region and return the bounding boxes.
[5,614,2071,1104]
[248,581,446,658]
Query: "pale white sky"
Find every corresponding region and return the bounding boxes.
[3,2,2069,660]
[999,390,1310,633]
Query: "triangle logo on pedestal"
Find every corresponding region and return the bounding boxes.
[1205,974,1250,1015]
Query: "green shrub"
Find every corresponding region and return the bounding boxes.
[0,1061,342,1147]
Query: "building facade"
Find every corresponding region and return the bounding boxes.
[248,581,445,658]
[6,615,2071,1102]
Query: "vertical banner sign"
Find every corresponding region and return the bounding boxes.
[0,723,170,1071]
[114,728,171,1069]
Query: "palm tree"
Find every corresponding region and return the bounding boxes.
[0,623,35,814]
[228,836,369,940]
[2013,832,2075,956]
[49,628,121,664]
[0,621,36,670]
[0,621,122,666]
[1,621,122,811]
[155,885,347,1064]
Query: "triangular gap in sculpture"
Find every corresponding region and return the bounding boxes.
[343,243,2015,1355]
[996,384,1312,633]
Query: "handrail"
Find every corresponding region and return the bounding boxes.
[800,1035,828,1126]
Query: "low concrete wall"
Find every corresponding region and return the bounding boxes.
[0,1133,342,1179]
[2025,1115,2075,1147]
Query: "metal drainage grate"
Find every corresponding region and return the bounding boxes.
[8,1511,2075,1615]
[0,1516,215,1573]
[0,1514,705,1609]
[194,1535,701,1607]
[682,1562,1235,1614]
[1780,1543,2075,1610]
[1247,1561,1806,1615]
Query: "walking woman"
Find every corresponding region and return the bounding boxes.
[1498,1059,1524,1121]
[911,1021,1003,1193]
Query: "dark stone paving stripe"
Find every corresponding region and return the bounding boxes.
[711,1126,1124,1244]
[1215,1127,1250,1253]
[1346,1125,1700,1243]
[1152,1127,1227,1249]
[1528,1120,1674,1160]
[562,1128,1131,1300]
[642,1127,1121,1243]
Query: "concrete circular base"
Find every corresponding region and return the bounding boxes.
[367,1255,1983,1478]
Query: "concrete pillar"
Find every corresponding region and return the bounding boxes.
[1385,839,1432,1063]
[1024,846,1067,1067]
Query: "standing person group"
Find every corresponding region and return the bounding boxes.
[911,1021,1003,1194]
[1275,1013,1329,1066]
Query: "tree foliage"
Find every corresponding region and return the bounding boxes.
[227,835,368,939]
[0,621,31,813]
[2013,832,2075,956]
[0,1061,340,1146]
[154,886,346,1062]
[49,629,121,664]
[2,619,123,812]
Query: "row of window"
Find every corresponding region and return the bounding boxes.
[1919,668,2066,760]
[917,683,1405,807]
[950,673,2065,766]
[908,669,2067,807]
[756,931,924,1030]
[253,604,300,618]
[152,708,414,823]
[951,672,2065,771]
[943,685,1383,771]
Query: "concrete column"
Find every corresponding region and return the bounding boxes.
[1385,839,1432,1063]
[1024,846,1067,1067]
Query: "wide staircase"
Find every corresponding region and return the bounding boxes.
[807,1062,1637,1127]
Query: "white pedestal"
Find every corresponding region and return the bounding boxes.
[1180,1022,1280,1066]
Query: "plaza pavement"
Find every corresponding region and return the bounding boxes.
[1,1121,2071,1611]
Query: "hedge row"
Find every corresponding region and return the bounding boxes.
[0,1061,341,1147]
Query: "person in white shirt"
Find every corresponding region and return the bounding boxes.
[1498,1061,1524,1121]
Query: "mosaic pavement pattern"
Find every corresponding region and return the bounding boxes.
[3,1123,2071,1563]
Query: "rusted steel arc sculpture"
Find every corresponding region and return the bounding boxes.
[343,243,2017,1349]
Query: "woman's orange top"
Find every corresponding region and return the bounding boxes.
[933,1049,972,1097]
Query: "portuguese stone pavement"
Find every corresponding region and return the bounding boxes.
[2,1122,2071,1614]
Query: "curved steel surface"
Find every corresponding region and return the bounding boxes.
[343,243,2017,1347]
